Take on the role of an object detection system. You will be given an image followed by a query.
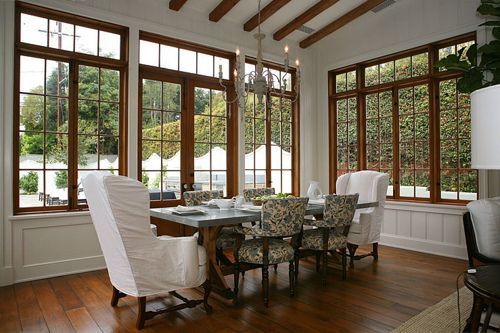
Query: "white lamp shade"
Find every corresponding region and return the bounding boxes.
[471,84,500,169]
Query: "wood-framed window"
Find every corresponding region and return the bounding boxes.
[14,2,128,213]
[244,60,300,195]
[328,32,478,204]
[138,31,238,207]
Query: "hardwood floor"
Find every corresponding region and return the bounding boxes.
[0,245,467,333]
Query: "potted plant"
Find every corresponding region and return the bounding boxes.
[437,0,500,170]
[437,0,500,93]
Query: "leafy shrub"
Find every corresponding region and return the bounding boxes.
[20,171,38,194]
[55,171,67,189]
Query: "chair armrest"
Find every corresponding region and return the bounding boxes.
[304,218,330,228]
[150,224,158,237]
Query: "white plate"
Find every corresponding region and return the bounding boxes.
[309,198,325,205]
[239,204,262,211]
[168,207,206,215]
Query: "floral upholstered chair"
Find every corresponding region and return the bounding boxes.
[184,190,223,206]
[233,197,309,306]
[183,190,242,263]
[298,194,359,284]
[242,187,275,202]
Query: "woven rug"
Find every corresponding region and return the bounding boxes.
[392,287,473,333]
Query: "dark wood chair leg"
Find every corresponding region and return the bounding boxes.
[315,252,321,272]
[288,260,295,296]
[294,253,300,279]
[234,262,240,298]
[202,280,212,313]
[341,248,347,280]
[373,243,379,261]
[136,296,147,330]
[262,264,269,307]
[274,264,278,272]
[348,243,358,268]
[111,286,120,307]
[322,251,328,285]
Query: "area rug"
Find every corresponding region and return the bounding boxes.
[392,287,473,333]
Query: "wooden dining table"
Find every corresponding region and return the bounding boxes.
[150,200,378,300]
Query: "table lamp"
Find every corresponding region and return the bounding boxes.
[471,84,500,170]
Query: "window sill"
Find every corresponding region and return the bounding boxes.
[385,200,468,215]
[9,210,91,221]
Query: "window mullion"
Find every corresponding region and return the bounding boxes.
[68,60,78,210]
[392,87,400,199]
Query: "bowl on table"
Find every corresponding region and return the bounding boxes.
[214,199,233,210]
[251,199,263,206]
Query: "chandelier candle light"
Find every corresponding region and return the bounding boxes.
[218,0,300,105]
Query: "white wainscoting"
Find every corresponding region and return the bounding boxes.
[380,202,468,260]
[9,212,105,283]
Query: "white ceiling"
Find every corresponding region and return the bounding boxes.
[179,0,374,43]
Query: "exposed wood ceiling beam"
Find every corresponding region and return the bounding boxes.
[273,0,339,41]
[299,0,386,48]
[169,0,188,11]
[209,0,240,22]
[243,0,291,32]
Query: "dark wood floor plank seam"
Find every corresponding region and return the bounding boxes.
[0,285,23,332]
[14,282,50,333]
[31,280,75,332]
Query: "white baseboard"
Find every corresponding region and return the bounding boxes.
[380,233,468,260]
[0,266,14,286]
[14,255,106,284]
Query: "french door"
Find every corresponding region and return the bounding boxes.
[139,70,237,207]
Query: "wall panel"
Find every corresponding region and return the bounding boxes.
[381,204,467,259]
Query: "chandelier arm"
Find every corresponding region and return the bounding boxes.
[218,79,238,104]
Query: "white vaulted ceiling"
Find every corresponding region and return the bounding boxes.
[171,0,384,43]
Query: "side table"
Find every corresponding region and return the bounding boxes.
[464,265,500,332]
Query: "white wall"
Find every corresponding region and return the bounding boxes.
[311,0,484,259]
[0,0,316,286]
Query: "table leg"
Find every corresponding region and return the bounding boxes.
[470,295,484,333]
[200,226,236,300]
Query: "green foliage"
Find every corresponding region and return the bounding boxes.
[55,171,67,189]
[20,171,38,194]
[19,63,120,166]
[152,174,161,189]
[141,172,149,186]
[437,1,500,93]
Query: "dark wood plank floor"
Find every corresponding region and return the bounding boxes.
[0,245,467,333]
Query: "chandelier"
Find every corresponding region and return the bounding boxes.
[218,0,300,106]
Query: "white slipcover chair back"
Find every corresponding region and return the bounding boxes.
[83,172,206,297]
[336,171,389,245]
[467,197,500,261]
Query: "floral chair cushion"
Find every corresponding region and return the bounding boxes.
[301,229,347,251]
[243,188,275,202]
[238,238,295,265]
[322,194,359,228]
[184,190,223,206]
[260,197,309,237]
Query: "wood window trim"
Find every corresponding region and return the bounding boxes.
[140,31,236,62]
[243,58,300,195]
[14,3,129,214]
[138,34,239,207]
[328,32,477,206]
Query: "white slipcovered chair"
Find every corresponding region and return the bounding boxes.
[335,171,389,266]
[82,172,211,330]
[464,197,500,266]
